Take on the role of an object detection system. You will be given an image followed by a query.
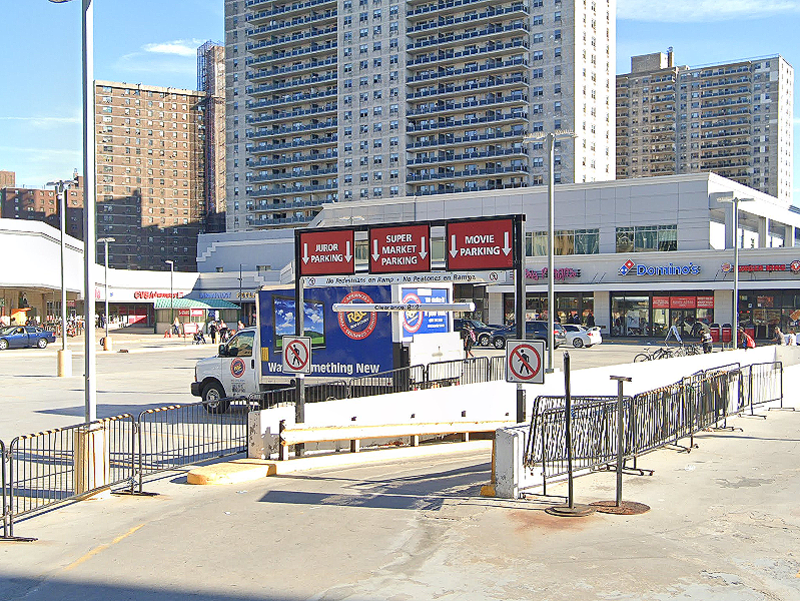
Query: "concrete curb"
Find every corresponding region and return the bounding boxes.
[187,440,493,485]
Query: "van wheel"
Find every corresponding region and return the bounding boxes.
[202,382,230,414]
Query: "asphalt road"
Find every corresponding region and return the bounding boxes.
[2,408,799,601]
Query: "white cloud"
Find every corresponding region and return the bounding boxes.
[618,0,800,22]
[0,116,79,128]
[142,39,204,57]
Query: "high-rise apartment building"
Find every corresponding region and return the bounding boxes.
[224,0,615,231]
[0,179,84,240]
[198,41,227,233]
[95,81,206,271]
[0,171,15,189]
[617,51,794,205]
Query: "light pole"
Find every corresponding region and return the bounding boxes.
[49,0,96,422]
[716,195,754,348]
[524,130,577,373]
[98,237,114,349]
[165,260,174,334]
[238,263,243,324]
[46,174,79,376]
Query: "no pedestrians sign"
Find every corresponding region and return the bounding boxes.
[282,336,312,374]
[505,340,545,384]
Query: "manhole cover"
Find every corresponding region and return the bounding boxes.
[544,503,596,518]
[589,500,650,515]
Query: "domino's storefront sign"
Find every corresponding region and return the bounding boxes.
[619,258,701,277]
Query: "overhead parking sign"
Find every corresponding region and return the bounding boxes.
[282,336,311,374]
[505,340,545,384]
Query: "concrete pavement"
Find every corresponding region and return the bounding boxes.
[1,406,799,601]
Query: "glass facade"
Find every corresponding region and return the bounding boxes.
[502,292,594,326]
[611,292,715,338]
[615,224,677,252]
[738,290,800,339]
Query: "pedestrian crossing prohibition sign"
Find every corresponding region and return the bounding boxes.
[505,340,545,384]
[282,336,312,374]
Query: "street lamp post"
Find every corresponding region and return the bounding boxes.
[98,237,114,350]
[165,260,174,334]
[46,175,79,376]
[49,0,96,422]
[524,130,577,373]
[717,195,754,348]
[238,263,243,324]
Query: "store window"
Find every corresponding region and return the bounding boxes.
[616,225,677,252]
[611,295,650,336]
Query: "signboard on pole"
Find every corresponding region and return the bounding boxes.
[298,230,355,276]
[369,224,430,273]
[282,336,312,374]
[505,340,545,384]
[446,219,514,271]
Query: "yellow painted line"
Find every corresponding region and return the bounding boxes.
[62,524,145,571]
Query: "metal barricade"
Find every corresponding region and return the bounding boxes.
[742,362,783,412]
[348,365,425,399]
[488,355,506,382]
[136,402,247,493]
[5,415,135,538]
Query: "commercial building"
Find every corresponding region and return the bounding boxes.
[94,80,207,272]
[197,41,227,233]
[617,50,794,205]
[198,173,800,341]
[224,0,615,232]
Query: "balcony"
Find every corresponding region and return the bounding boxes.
[406,22,529,52]
[247,89,337,111]
[246,42,337,66]
[247,151,338,167]
[246,57,337,81]
[246,0,336,20]
[408,40,528,67]
[406,5,529,35]
[409,129,523,149]
[412,181,528,195]
[247,105,337,125]
[408,74,528,99]
[408,165,529,182]
[407,58,529,84]
[408,146,527,165]
[246,27,337,53]
[247,120,338,141]
[248,167,338,183]
[248,183,338,198]
[407,0,502,18]
[247,73,337,97]
[408,93,527,116]
[247,11,337,39]
[249,135,338,155]
[249,214,318,228]
[407,112,528,133]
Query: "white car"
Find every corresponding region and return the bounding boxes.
[562,324,602,348]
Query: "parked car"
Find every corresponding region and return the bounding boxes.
[562,324,602,348]
[0,326,57,350]
[454,318,504,347]
[490,321,567,349]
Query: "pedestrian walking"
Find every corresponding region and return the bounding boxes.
[209,320,217,344]
[461,322,475,358]
[701,328,713,354]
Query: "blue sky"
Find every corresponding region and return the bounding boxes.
[0,0,798,203]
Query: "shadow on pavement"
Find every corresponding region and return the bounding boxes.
[261,462,491,510]
[0,577,313,601]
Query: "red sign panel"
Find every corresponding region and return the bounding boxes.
[298,230,355,276]
[446,219,514,271]
[670,296,697,309]
[697,296,714,309]
[369,224,430,273]
[178,309,191,317]
[652,296,670,309]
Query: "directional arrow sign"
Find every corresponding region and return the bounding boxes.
[298,230,355,276]
[369,224,431,274]
[446,219,514,271]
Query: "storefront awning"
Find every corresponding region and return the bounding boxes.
[153,298,240,310]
